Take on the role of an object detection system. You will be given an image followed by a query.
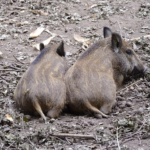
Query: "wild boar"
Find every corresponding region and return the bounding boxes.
[65,27,145,118]
[14,41,69,121]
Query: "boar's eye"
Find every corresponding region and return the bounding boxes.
[126,49,132,55]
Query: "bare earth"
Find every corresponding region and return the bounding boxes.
[0,0,150,149]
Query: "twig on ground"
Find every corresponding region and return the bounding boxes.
[121,138,136,144]
[116,127,121,150]
[50,133,94,139]
[12,6,26,10]
[89,123,103,132]
[9,66,23,71]
[103,144,118,150]
[38,0,42,9]
[117,78,143,94]
[129,35,150,41]
[13,55,25,64]
[122,118,146,141]
[0,73,10,76]
[5,141,16,150]
[0,69,15,71]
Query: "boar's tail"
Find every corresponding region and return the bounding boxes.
[33,100,47,121]
[85,101,108,118]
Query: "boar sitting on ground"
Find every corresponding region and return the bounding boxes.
[65,27,145,118]
[14,41,68,121]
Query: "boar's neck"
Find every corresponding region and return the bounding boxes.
[78,39,113,73]
[111,54,129,89]
[31,52,68,80]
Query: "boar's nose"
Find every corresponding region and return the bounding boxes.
[132,65,145,76]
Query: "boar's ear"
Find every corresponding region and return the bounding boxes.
[39,43,45,51]
[111,33,122,53]
[56,41,65,57]
[103,27,112,38]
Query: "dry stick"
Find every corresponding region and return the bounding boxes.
[45,29,65,40]
[116,127,121,150]
[6,141,16,150]
[0,72,10,76]
[38,0,42,8]
[51,133,94,139]
[0,69,14,71]
[121,138,136,145]
[89,122,103,132]
[117,78,143,94]
[103,144,118,150]
[129,35,150,41]
[21,117,38,150]
[13,55,25,64]
[12,6,26,10]
[9,65,26,72]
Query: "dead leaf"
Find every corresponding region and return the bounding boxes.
[130,34,150,41]
[74,34,89,43]
[74,34,93,49]
[90,4,98,9]
[29,27,45,39]
[33,34,57,50]
[20,10,25,13]
[0,51,3,58]
[19,21,29,25]
[5,114,14,123]
[39,11,49,16]
[43,35,57,45]
[16,21,29,27]
[90,1,108,9]
[29,10,49,16]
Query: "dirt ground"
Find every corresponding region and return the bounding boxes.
[0,0,150,149]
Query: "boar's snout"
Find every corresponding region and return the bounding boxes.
[132,64,146,76]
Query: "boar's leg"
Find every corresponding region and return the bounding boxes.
[33,100,47,121]
[85,101,108,118]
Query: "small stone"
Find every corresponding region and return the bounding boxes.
[137,87,142,92]
[119,101,126,108]
[134,107,144,115]
[130,86,134,90]
[107,125,114,130]
[126,102,132,107]
[118,118,128,126]
[88,121,94,125]
[117,96,125,101]
[65,148,73,150]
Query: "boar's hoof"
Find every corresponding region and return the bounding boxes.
[94,113,108,118]
[94,114,103,119]
[39,117,47,123]
[47,109,59,119]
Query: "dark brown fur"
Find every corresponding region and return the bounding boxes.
[14,42,69,121]
[65,27,145,118]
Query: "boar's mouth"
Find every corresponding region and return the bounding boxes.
[131,66,146,77]
[124,66,146,82]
